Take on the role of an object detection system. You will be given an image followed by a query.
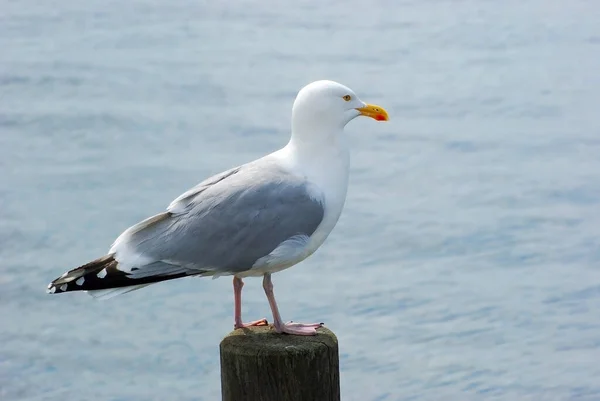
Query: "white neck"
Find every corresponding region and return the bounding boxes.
[288,128,343,157]
[284,127,349,180]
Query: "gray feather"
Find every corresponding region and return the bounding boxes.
[115,159,325,275]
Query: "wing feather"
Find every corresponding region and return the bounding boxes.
[110,160,325,278]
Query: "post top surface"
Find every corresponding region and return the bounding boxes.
[220,325,338,356]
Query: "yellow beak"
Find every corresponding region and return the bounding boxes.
[356,104,389,121]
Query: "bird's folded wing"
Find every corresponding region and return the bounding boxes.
[109,160,325,278]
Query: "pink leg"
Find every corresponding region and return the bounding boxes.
[233,276,268,329]
[262,273,323,335]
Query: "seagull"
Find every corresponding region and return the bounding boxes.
[47,80,389,335]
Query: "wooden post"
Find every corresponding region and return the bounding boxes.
[220,326,340,401]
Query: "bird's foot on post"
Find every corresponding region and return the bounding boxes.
[234,318,268,329]
[275,321,323,335]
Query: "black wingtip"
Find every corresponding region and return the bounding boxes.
[47,254,195,295]
[47,274,86,294]
[47,255,115,295]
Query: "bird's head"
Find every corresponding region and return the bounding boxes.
[291,80,389,133]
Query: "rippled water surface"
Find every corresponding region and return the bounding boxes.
[2,1,600,400]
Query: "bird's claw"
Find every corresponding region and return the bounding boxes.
[234,318,269,329]
[276,321,324,335]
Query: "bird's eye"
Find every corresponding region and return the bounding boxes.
[342,95,352,101]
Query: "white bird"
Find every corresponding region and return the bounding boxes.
[47,80,389,335]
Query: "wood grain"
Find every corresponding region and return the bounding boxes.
[220,325,340,401]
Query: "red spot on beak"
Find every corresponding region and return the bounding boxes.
[375,114,386,121]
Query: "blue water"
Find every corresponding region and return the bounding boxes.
[2,1,600,400]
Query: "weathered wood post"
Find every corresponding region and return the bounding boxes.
[220,326,340,401]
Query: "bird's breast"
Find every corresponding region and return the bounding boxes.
[283,143,351,255]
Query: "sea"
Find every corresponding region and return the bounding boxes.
[1,0,600,400]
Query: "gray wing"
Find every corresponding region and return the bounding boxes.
[110,160,325,276]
